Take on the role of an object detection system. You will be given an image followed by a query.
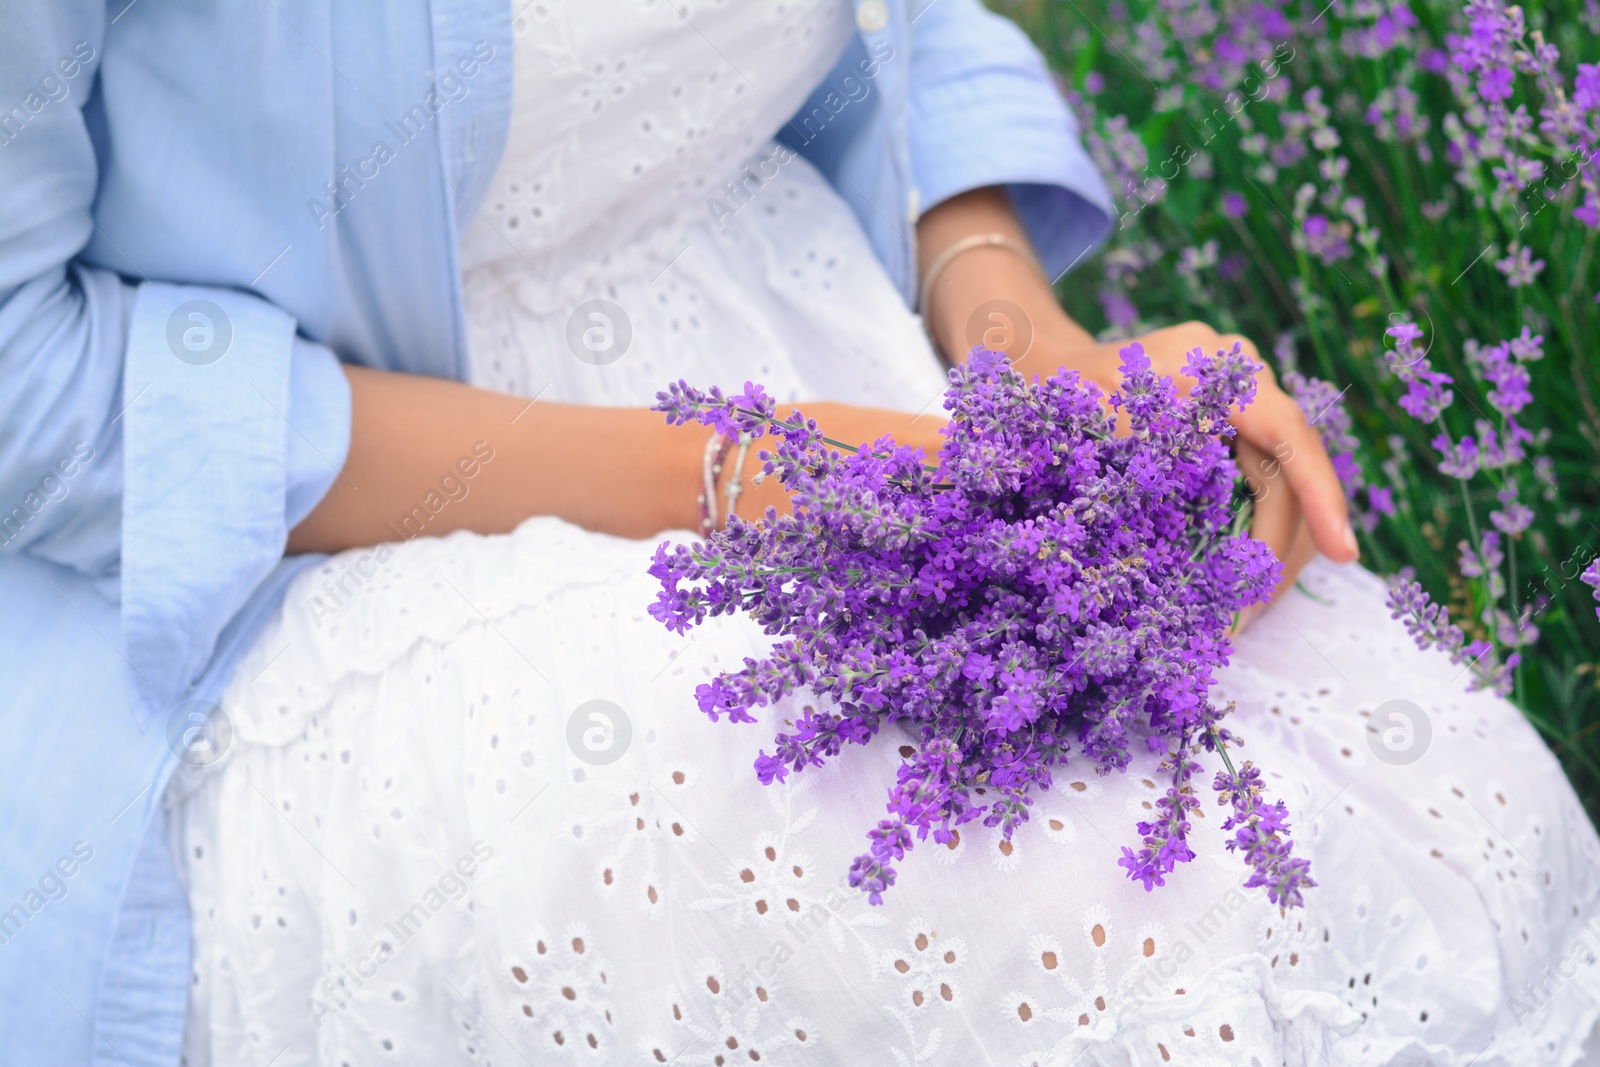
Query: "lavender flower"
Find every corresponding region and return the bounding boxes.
[1280,371,1382,531]
[1386,322,1455,422]
[1302,214,1354,261]
[1508,325,1545,363]
[1212,753,1316,908]
[1459,529,1507,598]
[1388,575,1518,695]
[1006,0,1598,809]
[1489,483,1533,535]
[1432,432,1481,479]
[1494,242,1545,287]
[1367,85,1431,143]
[1369,484,1396,517]
[1118,741,1201,893]
[1099,289,1140,333]
[1466,337,1534,417]
[651,345,1295,905]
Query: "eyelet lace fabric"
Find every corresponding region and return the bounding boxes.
[173,536,1600,1066]
[454,0,947,412]
[171,2,1600,1064]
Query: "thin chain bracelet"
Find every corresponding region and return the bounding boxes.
[916,232,1044,352]
[698,432,735,537]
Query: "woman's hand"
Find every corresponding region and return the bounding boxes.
[916,188,1357,625]
[1036,322,1358,624]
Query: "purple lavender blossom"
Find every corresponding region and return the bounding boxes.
[1494,242,1545,287]
[1118,743,1201,893]
[1099,289,1140,332]
[1212,756,1316,908]
[1432,432,1481,479]
[651,345,1296,905]
[1582,558,1600,621]
[1369,485,1396,517]
[1284,370,1368,512]
[1459,529,1507,598]
[1446,0,1600,257]
[1388,575,1518,695]
[1466,339,1532,416]
[1507,326,1545,363]
[1489,483,1534,535]
[1386,322,1456,422]
[1302,214,1354,261]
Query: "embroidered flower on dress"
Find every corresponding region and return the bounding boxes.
[503,924,616,1057]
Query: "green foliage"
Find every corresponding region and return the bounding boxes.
[1004,0,1600,810]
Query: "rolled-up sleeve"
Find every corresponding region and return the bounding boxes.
[906,0,1114,282]
[1,1,351,724]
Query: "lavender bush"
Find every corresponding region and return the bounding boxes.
[1005,0,1600,810]
[652,345,1317,908]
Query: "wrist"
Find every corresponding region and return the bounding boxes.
[927,246,1092,372]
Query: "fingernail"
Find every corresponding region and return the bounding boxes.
[1341,520,1359,559]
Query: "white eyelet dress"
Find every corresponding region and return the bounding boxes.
[171,3,1600,1065]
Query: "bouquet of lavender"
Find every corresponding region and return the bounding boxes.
[650,343,1319,908]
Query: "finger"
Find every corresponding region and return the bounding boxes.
[1214,330,1355,563]
[1238,437,1298,570]
[1231,385,1358,564]
[1239,521,1319,637]
[1272,517,1319,602]
[1233,438,1296,635]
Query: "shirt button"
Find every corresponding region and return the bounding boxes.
[856,0,889,33]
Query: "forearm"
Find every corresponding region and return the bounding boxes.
[287,365,705,554]
[915,186,1093,376]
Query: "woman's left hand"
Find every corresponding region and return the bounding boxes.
[917,189,1357,630]
[1033,321,1358,630]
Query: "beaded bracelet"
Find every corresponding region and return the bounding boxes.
[723,434,753,521]
[699,432,735,537]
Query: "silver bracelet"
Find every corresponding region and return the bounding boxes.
[917,232,1044,326]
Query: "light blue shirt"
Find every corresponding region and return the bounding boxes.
[0,1,1110,1061]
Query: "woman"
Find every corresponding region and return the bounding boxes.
[3,2,1598,1064]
